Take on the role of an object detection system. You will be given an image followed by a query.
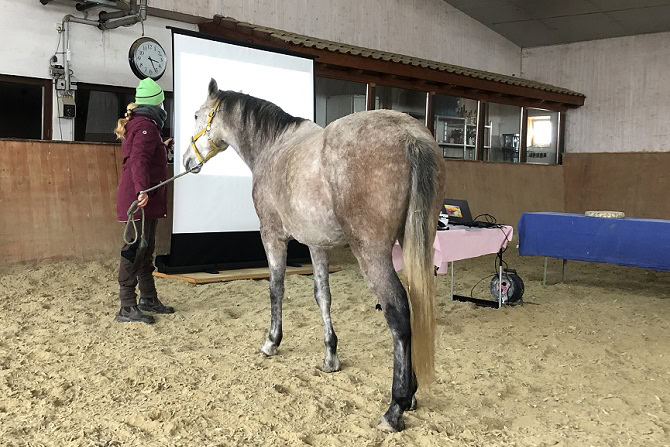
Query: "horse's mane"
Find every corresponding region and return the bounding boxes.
[216,90,306,145]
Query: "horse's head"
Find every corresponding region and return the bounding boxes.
[183,78,231,173]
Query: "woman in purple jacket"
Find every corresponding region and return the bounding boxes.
[114,78,175,324]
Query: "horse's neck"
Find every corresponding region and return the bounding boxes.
[234,121,320,173]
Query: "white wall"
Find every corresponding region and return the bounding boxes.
[151,0,522,76]
[522,31,670,153]
[0,0,197,140]
[2,0,521,141]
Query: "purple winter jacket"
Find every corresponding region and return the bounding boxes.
[116,115,168,222]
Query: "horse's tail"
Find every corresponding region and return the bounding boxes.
[402,132,440,388]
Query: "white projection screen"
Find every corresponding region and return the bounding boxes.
[172,30,315,234]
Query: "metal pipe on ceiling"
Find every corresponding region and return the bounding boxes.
[58,0,147,92]
[62,15,99,91]
[98,0,146,30]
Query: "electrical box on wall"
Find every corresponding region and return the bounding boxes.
[59,96,76,119]
[55,79,77,91]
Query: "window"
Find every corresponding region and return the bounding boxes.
[74,83,173,143]
[315,77,367,127]
[433,95,479,160]
[526,108,559,164]
[375,86,426,123]
[0,75,51,140]
[487,103,522,163]
[528,116,552,147]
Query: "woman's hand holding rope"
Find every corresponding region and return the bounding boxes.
[137,192,149,207]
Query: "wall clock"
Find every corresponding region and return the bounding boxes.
[129,37,167,81]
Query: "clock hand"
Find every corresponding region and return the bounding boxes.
[147,57,157,70]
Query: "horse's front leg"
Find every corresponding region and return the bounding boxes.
[309,247,340,372]
[260,237,288,356]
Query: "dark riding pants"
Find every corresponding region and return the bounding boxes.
[118,219,158,308]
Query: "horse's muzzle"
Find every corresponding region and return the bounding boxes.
[184,156,202,174]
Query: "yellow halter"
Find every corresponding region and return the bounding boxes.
[190,99,227,163]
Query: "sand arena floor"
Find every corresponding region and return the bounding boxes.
[1,247,669,446]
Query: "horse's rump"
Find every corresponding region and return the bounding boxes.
[321,110,442,246]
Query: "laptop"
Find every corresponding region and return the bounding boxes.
[440,199,474,226]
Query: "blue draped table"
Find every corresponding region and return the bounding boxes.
[518,212,670,283]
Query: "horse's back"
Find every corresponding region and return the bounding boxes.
[321,110,443,247]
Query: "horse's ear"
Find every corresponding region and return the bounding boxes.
[208,78,219,98]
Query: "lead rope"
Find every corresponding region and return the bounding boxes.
[123,162,204,248]
[124,99,225,247]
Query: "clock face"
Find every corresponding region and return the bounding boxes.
[130,38,167,80]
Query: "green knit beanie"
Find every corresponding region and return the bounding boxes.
[135,78,165,106]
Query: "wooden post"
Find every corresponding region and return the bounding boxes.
[475,101,484,161]
[557,111,566,165]
[520,107,529,163]
[425,91,435,136]
[365,82,376,111]
[478,102,489,161]
[43,79,53,140]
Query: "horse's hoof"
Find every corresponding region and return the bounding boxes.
[377,415,405,432]
[321,358,341,373]
[260,340,278,357]
[408,396,417,411]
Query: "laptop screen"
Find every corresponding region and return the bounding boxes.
[444,204,464,218]
[441,199,473,225]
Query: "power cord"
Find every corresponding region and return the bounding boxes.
[471,213,510,273]
[470,274,493,298]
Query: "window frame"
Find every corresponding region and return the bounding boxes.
[74,82,174,143]
[0,74,52,140]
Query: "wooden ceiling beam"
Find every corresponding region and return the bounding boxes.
[315,65,567,111]
[199,20,582,109]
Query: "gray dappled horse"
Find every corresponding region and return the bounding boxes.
[184,79,447,432]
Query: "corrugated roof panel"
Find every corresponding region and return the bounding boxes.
[214,16,584,98]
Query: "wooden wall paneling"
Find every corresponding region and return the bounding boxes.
[103,144,123,254]
[80,144,119,259]
[67,143,88,258]
[23,140,46,260]
[46,142,78,259]
[0,140,122,263]
[563,152,670,220]
[156,170,174,256]
[445,160,565,229]
[26,141,51,259]
[8,141,670,263]
[1,140,29,261]
[48,142,75,258]
[114,146,123,182]
[78,145,101,258]
[46,142,76,259]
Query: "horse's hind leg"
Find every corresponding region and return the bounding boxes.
[354,249,416,432]
[309,247,340,372]
[260,237,288,356]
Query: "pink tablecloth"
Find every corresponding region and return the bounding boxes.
[392,225,514,274]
